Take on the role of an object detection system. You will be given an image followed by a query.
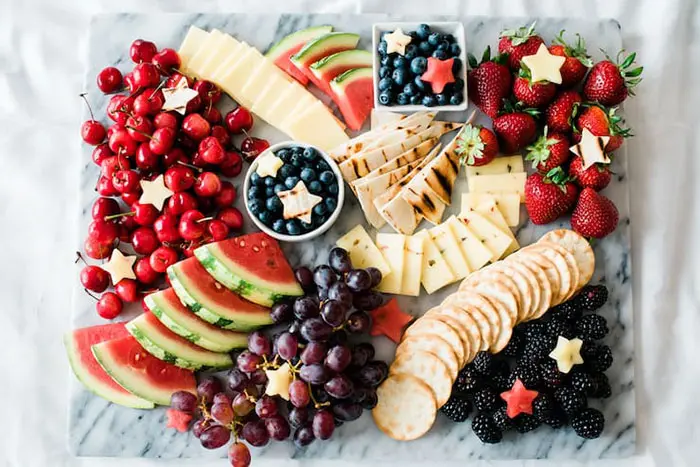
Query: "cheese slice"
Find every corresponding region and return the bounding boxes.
[414,231,456,294]
[336,226,391,276]
[187,29,224,77]
[465,155,525,178]
[458,210,512,262]
[444,216,492,272]
[280,96,319,133]
[375,233,406,294]
[198,34,241,79]
[461,192,521,227]
[359,137,437,182]
[401,235,425,296]
[210,42,249,82]
[428,223,471,280]
[218,47,265,107]
[262,81,309,128]
[286,103,349,151]
[402,131,462,206]
[240,60,281,105]
[371,110,404,130]
[468,172,528,202]
[251,74,296,127]
[177,26,209,73]
[461,197,519,255]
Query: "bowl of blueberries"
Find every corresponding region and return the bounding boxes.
[372,22,468,111]
[244,142,344,242]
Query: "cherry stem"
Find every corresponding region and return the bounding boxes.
[75,251,86,265]
[84,288,99,301]
[149,81,166,100]
[125,125,153,140]
[79,93,96,121]
[103,212,135,221]
[176,160,203,172]
[195,216,214,224]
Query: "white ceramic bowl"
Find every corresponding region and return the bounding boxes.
[372,21,468,112]
[243,141,345,243]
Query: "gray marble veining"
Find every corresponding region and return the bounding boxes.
[69,13,634,460]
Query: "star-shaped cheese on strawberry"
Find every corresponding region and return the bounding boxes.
[384,28,413,55]
[500,378,539,418]
[161,76,199,115]
[548,336,584,373]
[369,298,413,343]
[264,362,292,401]
[102,249,137,284]
[421,57,455,94]
[277,181,322,224]
[570,128,612,170]
[139,174,174,211]
[521,43,566,84]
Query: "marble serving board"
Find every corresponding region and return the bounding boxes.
[69,13,635,461]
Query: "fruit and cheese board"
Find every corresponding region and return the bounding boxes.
[68,13,636,464]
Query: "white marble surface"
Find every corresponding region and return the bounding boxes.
[1,0,699,467]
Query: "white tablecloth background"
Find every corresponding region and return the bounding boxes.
[1,0,698,466]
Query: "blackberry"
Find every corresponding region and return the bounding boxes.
[532,393,556,423]
[575,314,609,341]
[523,333,556,361]
[473,387,499,412]
[549,300,583,323]
[514,413,542,433]
[500,331,524,357]
[554,387,588,416]
[570,371,597,395]
[546,317,576,340]
[590,372,612,399]
[512,361,542,389]
[472,351,493,375]
[492,406,514,432]
[440,394,472,422]
[472,413,503,443]
[571,408,605,439]
[490,372,512,393]
[575,284,608,311]
[454,367,482,394]
[540,360,566,388]
[583,344,613,372]
[523,321,546,338]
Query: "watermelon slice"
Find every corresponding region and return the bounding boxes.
[330,67,374,131]
[265,25,333,84]
[309,49,373,95]
[194,233,303,307]
[369,298,414,343]
[290,32,360,90]
[91,335,196,406]
[64,323,154,409]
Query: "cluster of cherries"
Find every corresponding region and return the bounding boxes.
[78,38,271,320]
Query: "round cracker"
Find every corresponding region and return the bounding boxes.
[428,313,472,367]
[373,373,437,441]
[471,286,514,353]
[396,336,460,381]
[443,291,494,353]
[522,243,577,303]
[540,229,595,290]
[510,254,555,320]
[403,316,466,365]
[461,270,519,325]
[390,350,453,407]
[492,260,538,323]
[516,248,564,306]
[424,305,474,365]
[503,256,542,322]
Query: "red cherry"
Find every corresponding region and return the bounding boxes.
[88,219,118,245]
[92,144,114,166]
[97,67,123,93]
[241,136,270,161]
[116,223,131,243]
[182,243,198,258]
[80,265,109,293]
[125,115,153,142]
[130,39,158,63]
[149,127,176,155]
[193,80,222,105]
[207,219,230,241]
[149,246,178,273]
[123,72,137,93]
[225,107,254,134]
[121,191,141,206]
[100,154,130,179]
[107,123,125,139]
[81,120,106,145]
[96,176,119,197]
[134,257,160,284]
[153,213,181,243]
[210,125,230,147]
[120,211,139,231]
[131,226,160,255]
[115,278,139,302]
[132,62,160,89]
[201,106,223,125]
[135,143,160,171]
[197,197,215,213]
[167,192,198,216]
[154,112,179,130]
[221,151,244,177]
[108,128,138,157]
[133,88,165,116]
[178,209,206,240]
[181,113,211,141]
[164,166,195,192]
[132,202,159,226]
[217,207,244,230]
[84,237,113,259]
[162,148,188,168]
[191,152,209,168]
[107,95,133,125]
[92,197,120,220]
[112,169,140,194]
[194,172,222,197]
[214,181,236,208]
[176,132,197,151]
[152,48,181,75]
[96,292,123,319]
[165,73,194,88]
[199,136,225,165]
[185,95,203,113]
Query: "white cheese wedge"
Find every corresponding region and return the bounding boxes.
[251,74,296,127]
[286,103,349,152]
[198,34,241,79]
[210,42,248,83]
[461,192,521,227]
[218,47,265,107]
[375,233,406,294]
[444,216,492,272]
[255,152,284,178]
[371,110,404,130]
[468,172,527,202]
[465,155,525,178]
[187,29,224,77]
[336,226,391,276]
[177,26,209,73]
[240,60,282,105]
[458,210,513,262]
[461,197,519,255]
[277,181,322,224]
[414,231,456,294]
[428,223,471,280]
[401,235,425,296]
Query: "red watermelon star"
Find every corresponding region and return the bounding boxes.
[421,57,456,94]
[500,378,539,419]
[165,408,193,432]
[369,298,413,343]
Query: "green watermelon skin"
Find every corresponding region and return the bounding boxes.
[265,25,333,85]
[64,323,154,409]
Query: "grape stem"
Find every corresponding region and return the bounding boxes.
[308,382,330,410]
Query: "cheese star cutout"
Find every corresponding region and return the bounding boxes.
[102,249,137,284]
[161,76,199,115]
[264,362,292,401]
[500,378,539,419]
[369,298,413,343]
[421,57,455,94]
[139,174,174,211]
[521,43,566,84]
[384,28,413,55]
[255,152,284,178]
[277,181,322,224]
[548,336,584,373]
[570,128,612,170]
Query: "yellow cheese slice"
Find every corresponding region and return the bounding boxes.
[187,29,224,77]
[468,172,527,202]
[252,76,298,127]
[461,198,519,255]
[336,226,391,277]
[461,192,521,227]
[444,216,492,272]
[210,42,249,83]
[262,81,309,128]
[458,210,513,262]
[375,233,406,294]
[177,26,208,73]
[286,103,349,152]
[428,223,471,280]
[401,235,425,296]
[280,96,320,133]
[198,34,241,79]
[240,60,280,106]
[218,47,265,107]
[414,231,456,294]
[465,155,524,177]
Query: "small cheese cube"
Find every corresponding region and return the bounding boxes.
[461,192,521,227]
[465,155,524,177]
[401,235,425,296]
[468,172,527,202]
[414,231,456,294]
[336,225,391,276]
[375,233,406,294]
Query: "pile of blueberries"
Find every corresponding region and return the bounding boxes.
[377,23,465,107]
[247,145,340,236]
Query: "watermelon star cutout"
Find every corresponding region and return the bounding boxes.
[421,57,455,94]
[369,298,413,343]
[384,28,413,55]
[570,128,612,170]
[548,336,584,373]
[139,174,174,211]
[165,408,193,432]
[500,378,539,419]
[265,362,292,401]
[102,249,137,284]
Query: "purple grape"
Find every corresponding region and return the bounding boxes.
[356,361,389,387]
[294,426,315,448]
[197,377,223,404]
[301,341,327,365]
[255,395,278,419]
[211,401,234,425]
[313,265,337,288]
[325,345,352,372]
[345,269,372,292]
[299,363,329,385]
[242,420,270,447]
[366,267,383,288]
[294,296,320,320]
[213,392,232,406]
[350,343,375,368]
[192,418,211,439]
[289,406,310,428]
[312,409,335,440]
[352,290,383,311]
[227,368,249,392]
[332,402,363,421]
[324,374,354,399]
[200,425,231,449]
[301,317,333,342]
[346,311,371,334]
[320,300,347,327]
[360,387,378,410]
[270,302,293,324]
[276,332,299,360]
[232,392,254,416]
[294,266,314,291]
[248,331,271,356]
[243,383,260,398]
[248,368,268,385]
[328,247,352,274]
[311,386,330,404]
[288,320,302,336]
[289,379,310,408]
[236,350,262,373]
[170,391,197,414]
[317,287,329,301]
[328,329,348,347]
[265,414,291,441]
[327,281,352,307]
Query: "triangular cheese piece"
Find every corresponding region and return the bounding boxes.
[444,216,492,271]
[177,26,209,73]
[336,225,391,276]
[461,192,521,227]
[187,29,224,77]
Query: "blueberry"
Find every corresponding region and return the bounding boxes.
[316,160,330,172]
[290,154,303,167]
[286,219,301,235]
[444,33,456,44]
[378,77,393,92]
[392,68,409,86]
[414,76,428,92]
[274,183,286,194]
[410,56,428,75]
[327,184,339,196]
[272,219,287,234]
[379,66,391,78]
[300,220,314,232]
[418,41,433,56]
[416,24,431,39]
[263,176,276,187]
[325,198,337,213]
[378,90,394,106]
[437,40,450,52]
[452,58,463,74]
[393,56,408,70]
[285,176,300,189]
[404,44,418,61]
[248,186,263,200]
[293,146,305,156]
[300,167,317,183]
[435,93,449,106]
[403,82,418,97]
[265,187,275,197]
[308,181,323,194]
[302,147,317,161]
[377,40,388,56]
[258,210,272,226]
[450,93,464,105]
[432,49,448,60]
[380,55,392,67]
[396,92,410,106]
[248,199,264,215]
[250,172,262,186]
[319,170,335,184]
[317,214,330,226]
[313,203,327,216]
[410,94,422,105]
[266,196,283,213]
[449,43,461,56]
[422,95,437,107]
[278,164,297,179]
[428,33,442,46]
[276,148,290,161]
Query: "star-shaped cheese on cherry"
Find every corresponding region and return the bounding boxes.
[264,362,292,401]
[500,378,539,418]
[139,174,174,211]
[384,28,413,55]
[161,76,199,115]
[369,298,413,343]
[570,128,612,170]
[277,181,322,224]
[548,336,584,373]
[421,57,455,94]
[102,249,137,284]
[521,43,566,84]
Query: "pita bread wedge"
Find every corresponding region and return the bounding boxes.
[402,132,462,205]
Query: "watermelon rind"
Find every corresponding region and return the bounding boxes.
[63,333,154,409]
[265,25,333,60]
[291,32,360,65]
[331,66,374,89]
[310,49,373,73]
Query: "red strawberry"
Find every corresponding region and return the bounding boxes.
[583,50,643,106]
[545,90,582,133]
[569,156,612,191]
[498,22,545,71]
[513,67,557,108]
[574,105,629,152]
[524,168,579,225]
[456,124,499,167]
[525,127,571,173]
[467,47,512,119]
[548,31,593,88]
[492,104,539,153]
[571,187,619,238]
